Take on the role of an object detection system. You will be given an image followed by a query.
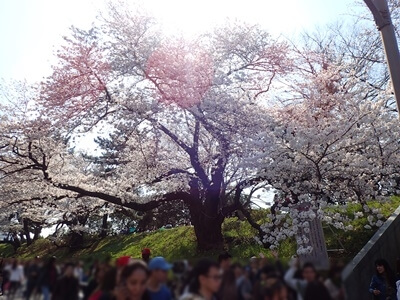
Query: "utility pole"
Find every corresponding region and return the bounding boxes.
[364,0,400,116]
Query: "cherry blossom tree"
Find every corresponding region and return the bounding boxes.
[0,4,290,250]
[1,2,399,253]
[253,54,400,251]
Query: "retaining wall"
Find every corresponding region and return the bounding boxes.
[342,205,400,300]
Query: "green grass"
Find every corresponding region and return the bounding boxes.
[5,196,400,265]
[323,196,400,259]
[0,243,14,257]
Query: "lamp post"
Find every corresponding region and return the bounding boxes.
[364,0,400,117]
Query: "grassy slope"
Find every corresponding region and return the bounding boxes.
[2,196,399,264]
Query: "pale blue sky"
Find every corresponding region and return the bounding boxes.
[0,0,364,82]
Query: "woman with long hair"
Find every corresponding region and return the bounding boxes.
[369,258,397,300]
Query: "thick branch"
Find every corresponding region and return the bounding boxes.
[53,182,190,212]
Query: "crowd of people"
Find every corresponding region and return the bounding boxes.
[0,249,396,300]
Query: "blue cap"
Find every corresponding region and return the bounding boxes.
[148,256,172,271]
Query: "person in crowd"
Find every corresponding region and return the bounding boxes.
[369,258,397,300]
[37,256,59,300]
[7,258,25,299]
[259,276,289,300]
[254,264,286,300]
[248,256,259,285]
[396,258,400,300]
[1,258,11,297]
[233,264,252,300]
[142,249,151,264]
[115,256,132,287]
[218,265,237,300]
[89,267,117,300]
[217,253,235,300]
[218,253,232,274]
[84,263,111,300]
[74,260,87,286]
[25,256,41,300]
[112,261,150,300]
[284,259,329,300]
[116,256,132,269]
[0,257,4,296]
[304,280,332,300]
[170,260,191,298]
[52,262,80,300]
[180,259,222,300]
[147,257,173,300]
[323,264,344,300]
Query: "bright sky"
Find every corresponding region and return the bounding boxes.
[0,0,363,83]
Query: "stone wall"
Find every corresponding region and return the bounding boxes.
[342,205,400,300]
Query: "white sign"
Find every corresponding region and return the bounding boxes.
[298,217,330,270]
[295,203,329,270]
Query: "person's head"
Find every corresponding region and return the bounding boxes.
[12,258,18,269]
[328,264,343,281]
[141,248,151,263]
[250,256,259,269]
[46,256,57,268]
[116,256,132,269]
[190,259,222,295]
[302,262,317,283]
[232,263,243,279]
[218,252,232,271]
[64,263,75,277]
[100,267,118,292]
[375,258,389,275]
[261,277,288,300]
[120,262,150,299]
[95,263,111,284]
[243,266,251,278]
[259,264,278,281]
[148,256,172,283]
[375,258,396,288]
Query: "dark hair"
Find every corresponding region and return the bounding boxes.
[260,264,278,277]
[12,259,18,270]
[302,262,316,272]
[118,263,150,300]
[45,256,57,269]
[231,262,242,270]
[304,281,332,300]
[219,268,236,300]
[328,264,343,280]
[374,258,396,287]
[218,252,232,263]
[100,267,118,291]
[261,277,287,300]
[65,262,75,268]
[120,262,150,284]
[189,259,220,294]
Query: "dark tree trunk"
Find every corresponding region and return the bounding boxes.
[188,192,225,251]
[33,225,41,240]
[191,212,224,251]
[19,232,26,243]
[23,218,32,245]
[69,231,84,250]
[8,233,21,252]
[100,213,108,238]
